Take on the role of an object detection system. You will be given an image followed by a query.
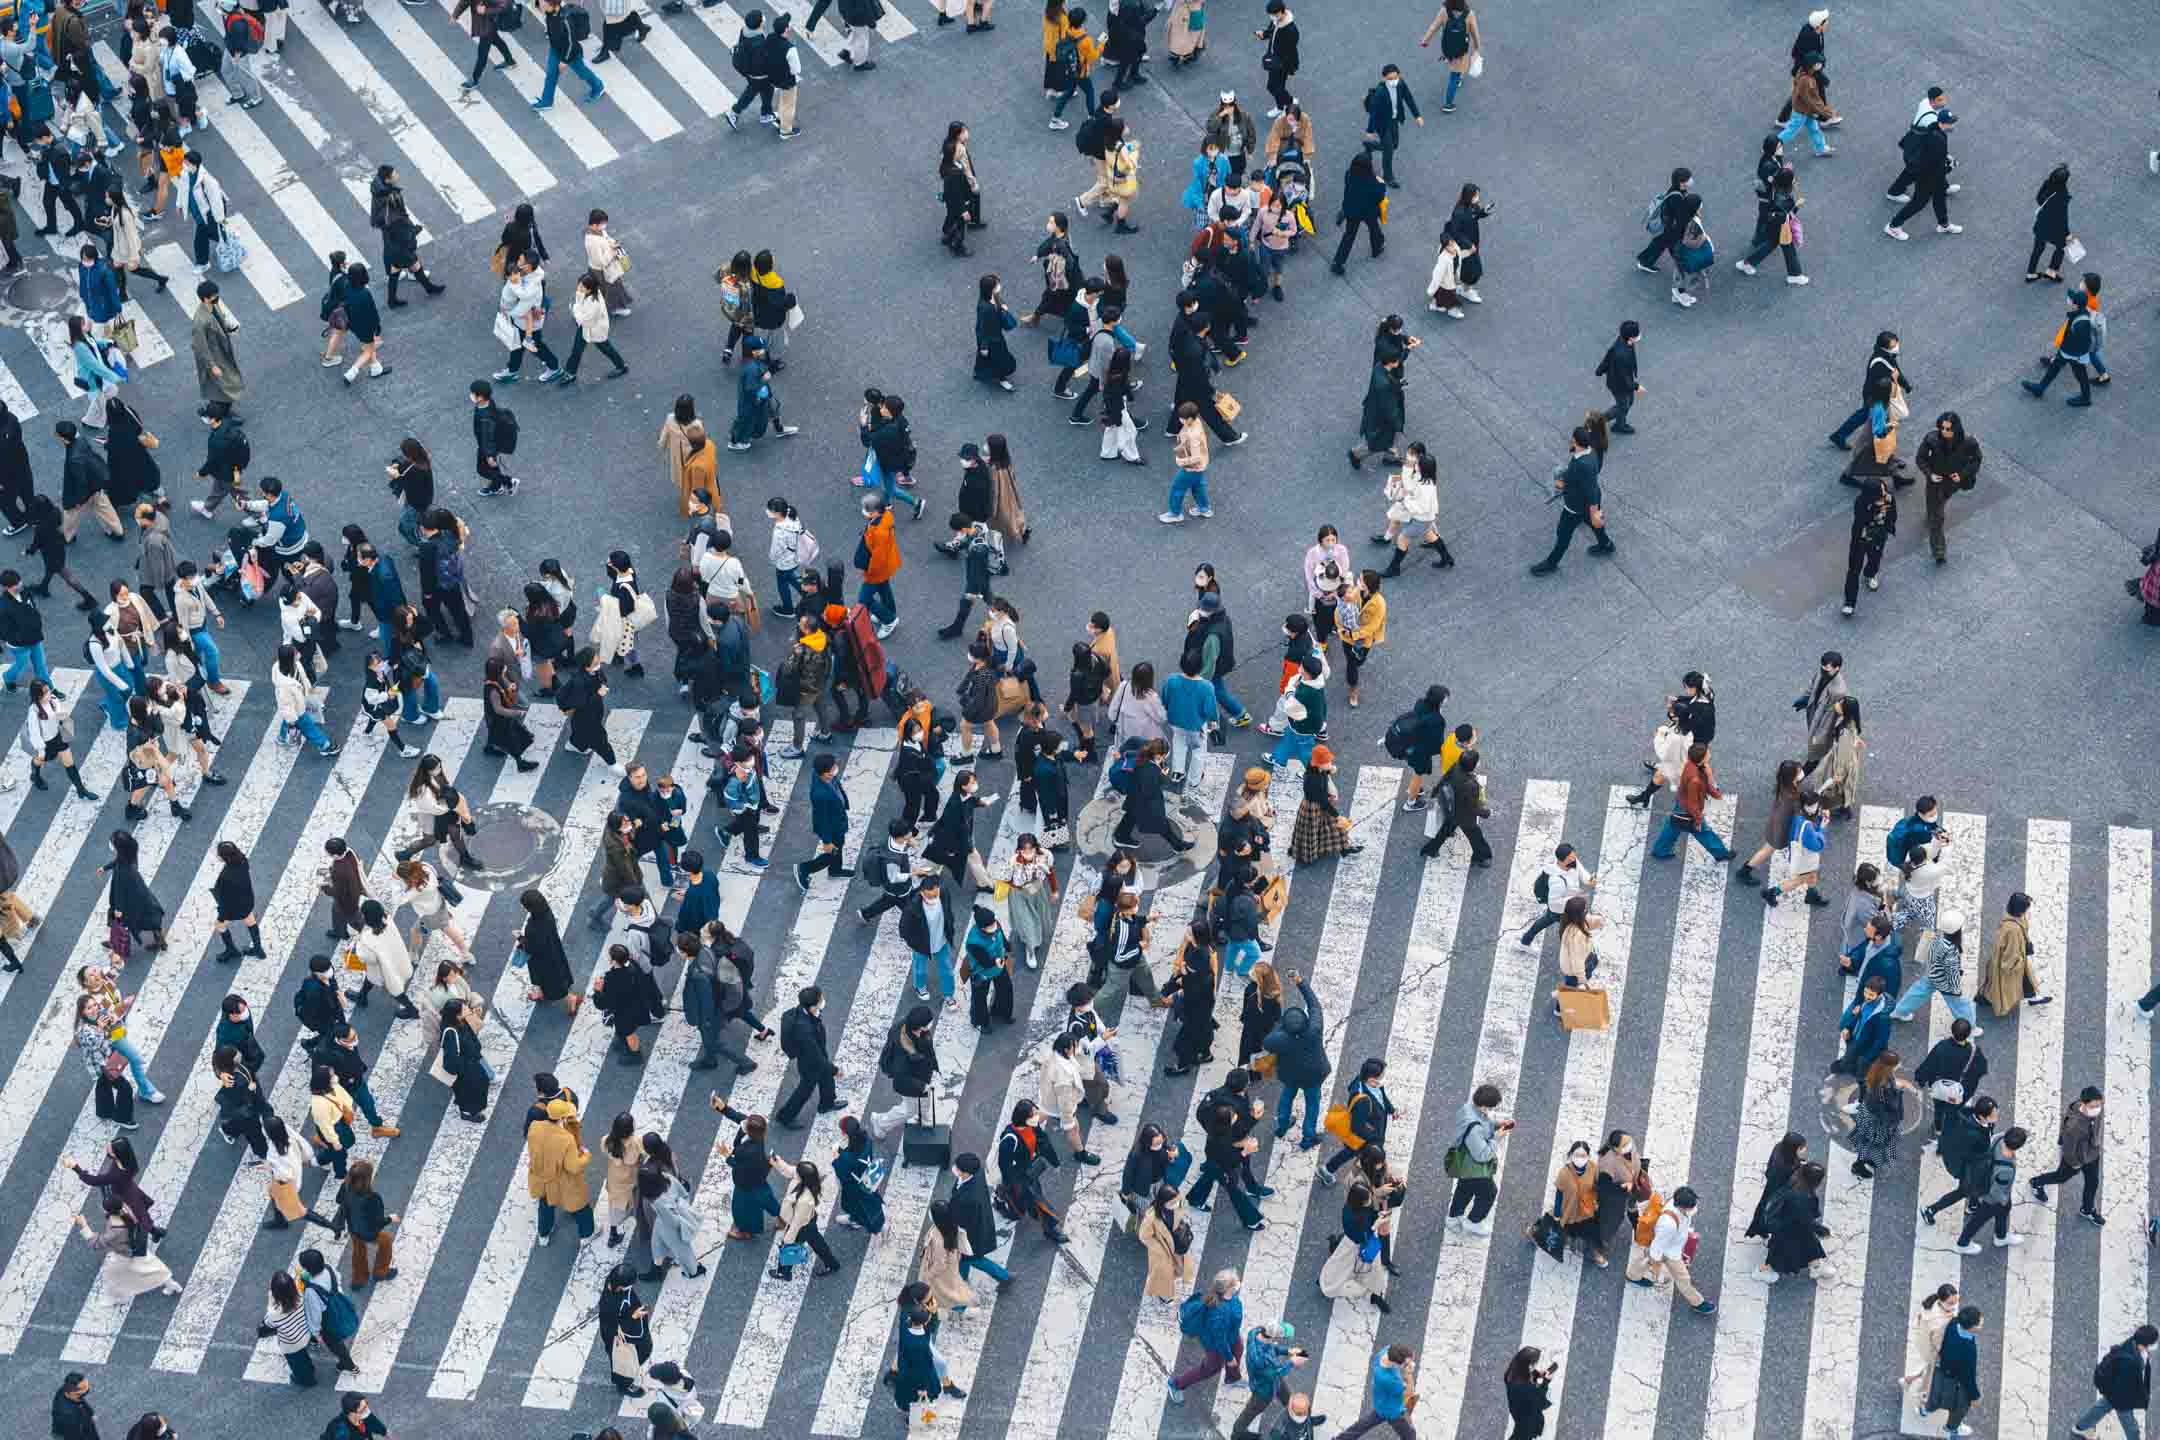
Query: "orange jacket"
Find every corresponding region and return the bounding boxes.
[861,511,902,584]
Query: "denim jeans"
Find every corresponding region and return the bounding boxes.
[96,672,130,727]
[538,47,603,106]
[537,1199,596,1240]
[1276,1082,1322,1142]
[400,671,443,723]
[1211,675,1246,722]
[865,457,924,518]
[397,503,423,547]
[283,711,333,752]
[774,565,803,613]
[1053,74,1096,118]
[1167,467,1211,515]
[913,943,956,1000]
[110,1032,155,1095]
[1889,976,1976,1026]
[283,1347,318,1387]
[1776,112,1828,154]
[1225,938,1262,975]
[1268,728,1316,768]
[3,640,51,687]
[190,626,222,685]
[959,1252,1012,1284]
[1443,69,1463,106]
[1650,813,1731,861]
[1168,725,1208,777]
[349,1076,386,1127]
[2074,1403,2140,1440]
[858,580,896,627]
[1830,403,1870,446]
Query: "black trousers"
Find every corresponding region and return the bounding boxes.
[1635,227,1679,271]
[1263,65,1292,111]
[469,32,512,83]
[716,807,762,861]
[1448,1175,1498,1221]
[2030,352,2092,402]
[860,885,913,922]
[1842,533,1885,606]
[1331,216,1384,268]
[1362,135,1398,184]
[898,772,940,828]
[1890,179,1949,229]
[774,1063,838,1123]
[1955,1199,2010,1246]
[422,587,473,646]
[1429,810,1493,861]
[1173,391,1240,443]
[596,12,650,55]
[42,182,86,234]
[2032,1157,2099,1213]
[775,1217,838,1274]
[1541,508,1610,567]
[731,78,775,115]
[2026,236,2066,275]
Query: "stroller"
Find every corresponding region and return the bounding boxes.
[1265,143,1316,254]
[206,525,271,606]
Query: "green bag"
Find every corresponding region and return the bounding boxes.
[1442,1120,1497,1180]
[1187,6,1204,29]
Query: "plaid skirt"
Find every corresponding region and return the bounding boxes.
[1290,800,1352,864]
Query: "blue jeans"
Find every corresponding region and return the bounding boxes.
[1776,112,1829,155]
[2074,1403,2140,1440]
[283,711,334,752]
[1186,1158,1225,1209]
[1268,729,1317,768]
[1276,1082,1322,1142]
[959,1252,1011,1284]
[3,640,51,687]
[538,47,603,105]
[1167,467,1211,515]
[96,672,130,728]
[349,1076,386,1127]
[775,566,802,613]
[1225,938,1262,975]
[397,503,423,548]
[1830,403,1870,446]
[913,943,956,1000]
[1650,813,1732,861]
[1053,74,1096,118]
[1444,69,1463,106]
[400,671,443,723]
[537,1199,596,1240]
[1211,675,1246,723]
[283,1347,318,1388]
[1889,976,1977,1026]
[190,626,222,685]
[865,457,924,518]
[858,580,896,627]
[110,1032,155,1095]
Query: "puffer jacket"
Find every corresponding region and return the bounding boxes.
[1262,978,1330,1087]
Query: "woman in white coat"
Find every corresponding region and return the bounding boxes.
[493,251,563,382]
[1374,446,1445,577]
[1623,698,1693,810]
[75,1194,182,1297]
[1037,1030,1103,1166]
[581,209,634,313]
[419,957,481,1055]
[562,272,629,383]
[270,644,339,757]
[350,897,417,1017]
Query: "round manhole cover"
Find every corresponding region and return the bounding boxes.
[1816,1065,1929,1154]
[1072,788,1213,892]
[6,271,73,311]
[403,801,565,894]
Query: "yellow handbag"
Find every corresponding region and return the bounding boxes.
[1323,1100,1359,1145]
[1378,196,1390,226]
[994,880,1013,902]
[341,943,367,973]
[1214,391,1242,422]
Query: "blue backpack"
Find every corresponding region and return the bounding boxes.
[307,1280,359,1340]
[1107,738,1143,796]
[1178,1293,1208,1337]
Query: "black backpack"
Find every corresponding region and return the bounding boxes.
[957,666,996,724]
[779,1006,803,1058]
[1960,1141,1996,1197]
[565,1,592,40]
[1053,33,1082,89]
[1382,709,1418,759]
[1532,869,1551,904]
[731,31,762,76]
[493,406,520,454]
[227,427,253,470]
[1075,113,1108,159]
[1440,10,1469,57]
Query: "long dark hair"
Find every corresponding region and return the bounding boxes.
[2035,163,2070,204]
[1505,1346,1543,1385]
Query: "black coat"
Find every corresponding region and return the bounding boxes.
[50,1388,98,1440]
[2097,1340,2152,1412]
[1359,362,1404,445]
[1260,17,1298,74]
[1507,1378,1552,1437]
[2032,184,2071,243]
[522,908,575,1003]
[924,791,988,869]
[782,1004,836,1079]
[1339,165,1387,223]
[1595,338,1639,397]
[1169,328,1216,405]
[1121,761,1171,832]
[950,1171,999,1255]
[212,858,255,922]
[107,857,164,934]
[898,892,958,956]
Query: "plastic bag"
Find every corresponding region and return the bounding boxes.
[1468,51,1484,78]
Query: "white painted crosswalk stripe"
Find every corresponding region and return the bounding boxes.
[0,722,131,1012]
[1,691,282,1360]
[999,756,1237,1439]
[371,0,559,201]
[154,701,487,1375]
[632,17,736,117]
[1207,766,1399,1435]
[64,709,386,1366]
[1509,788,1651,1425]
[1601,793,1735,1436]
[1417,778,1567,1440]
[432,0,622,169]
[179,63,361,266]
[613,734,897,1412]
[1996,817,2069,1440]
[2099,828,2151,1343]
[283,2,496,224]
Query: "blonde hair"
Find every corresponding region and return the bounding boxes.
[1251,962,1282,1001]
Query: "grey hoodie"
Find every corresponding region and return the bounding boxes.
[1455,1100,1499,1165]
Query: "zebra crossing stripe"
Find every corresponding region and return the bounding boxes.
[998,756,1238,1439]
[0,721,132,1011]
[151,247,205,319]
[1600,793,1737,1435]
[175,55,361,266]
[1889,811,1985,1439]
[0,706,228,1282]
[873,0,918,42]
[214,213,307,311]
[0,690,284,1358]
[761,0,850,67]
[154,701,486,1375]
[306,708,624,1393]
[0,354,39,419]
[1416,778,1569,1440]
[430,728,715,1400]
[237,61,426,244]
[2099,829,2152,1343]
[430,0,622,169]
[1100,766,1304,1440]
[808,778,1067,1434]
[1207,766,1401,1433]
[1996,817,2070,1440]
[1508,788,1653,1425]
[610,734,899,1412]
[282,2,496,224]
[1700,800,1834,1438]
[371,0,559,200]
[683,0,744,48]
[1309,777,1473,1424]
[634,17,736,117]
[710,757,962,1428]
[571,33,685,144]
[64,710,385,1366]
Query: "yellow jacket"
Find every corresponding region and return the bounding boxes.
[526,1116,594,1212]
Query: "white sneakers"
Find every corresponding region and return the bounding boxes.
[1734,260,1757,275]
[1427,302,1465,318]
[1884,224,1910,241]
[1937,223,1963,234]
[1669,288,1697,307]
[1787,274,1810,285]
[1460,287,1482,303]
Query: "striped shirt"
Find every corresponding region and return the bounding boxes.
[264,1299,310,1352]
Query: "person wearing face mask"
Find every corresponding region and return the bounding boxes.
[1830,330,1915,480]
[2029,1084,2106,1227]
[1541,1140,1605,1265]
[1520,842,1594,947]
[1590,1130,1640,1260]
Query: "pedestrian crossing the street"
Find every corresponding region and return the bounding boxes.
[0,678,2156,1440]
[0,0,950,418]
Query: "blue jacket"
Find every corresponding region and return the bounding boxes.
[1182,152,1231,212]
[78,260,124,325]
[811,774,849,846]
[1263,979,1330,1088]
[1886,813,1940,868]
[367,554,407,617]
[1244,1327,1297,1392]
[1368,1356,1410,1419]
[1161,672,1219,731]
[674,870,720,936]
[1195,1293,1243,1356]
[1844,934,1903,997]
[1839,994,1894,1073]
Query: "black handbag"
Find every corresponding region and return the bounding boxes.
[1924,1369,1968,1416]
[1529,1211,1566,1262]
